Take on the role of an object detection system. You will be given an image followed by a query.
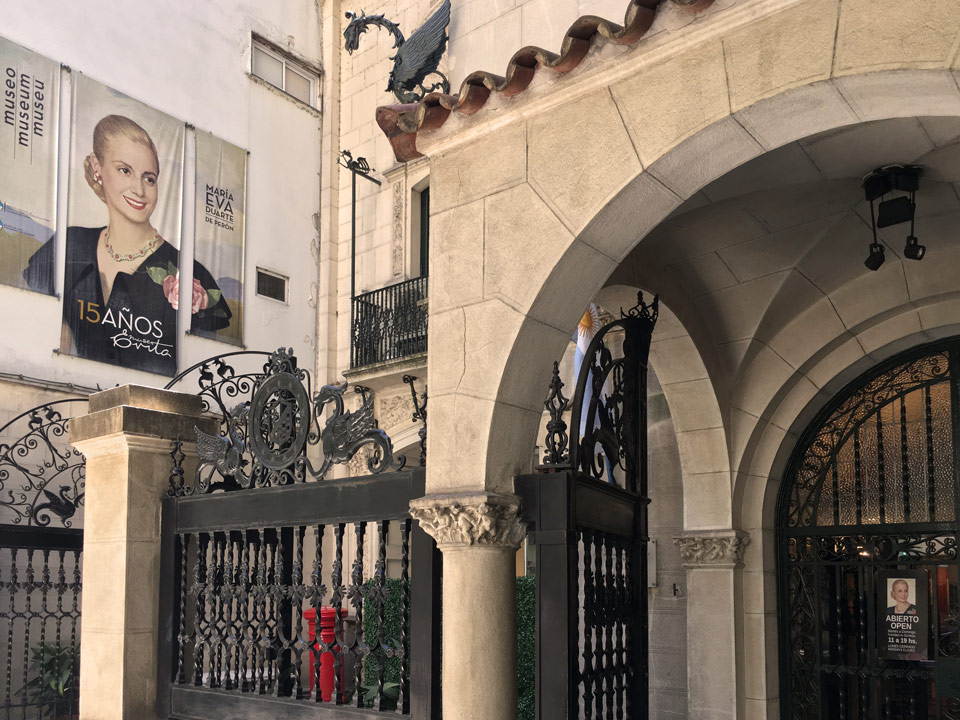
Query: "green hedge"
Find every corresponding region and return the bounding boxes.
[360,575,536,717]
[516,575,535,720]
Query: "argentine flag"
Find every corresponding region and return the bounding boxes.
[574,305,615,483]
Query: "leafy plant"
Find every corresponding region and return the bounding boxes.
[23,643,78,718]
[361,680,400,709]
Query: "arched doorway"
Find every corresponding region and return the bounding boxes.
[777,339,960,719]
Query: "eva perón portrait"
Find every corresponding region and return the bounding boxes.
[878,569,929,661]
[23,74,230,375]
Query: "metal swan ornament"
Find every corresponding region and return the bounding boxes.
[194,402,250,490]
[308,383,402,479]
[343,0,451,103]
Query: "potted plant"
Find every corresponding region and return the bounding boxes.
[22,643,79,719]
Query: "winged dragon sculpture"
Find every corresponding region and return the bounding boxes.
[194,402,250,491]
[307,383,402,479]
[343,0,451,103]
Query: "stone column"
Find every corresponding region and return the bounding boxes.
[69,385,212,720]
[673,530,751,720]
[410,492,527,720]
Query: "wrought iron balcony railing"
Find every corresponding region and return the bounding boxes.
[351,276,428,369]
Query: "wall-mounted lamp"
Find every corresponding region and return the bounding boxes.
[861,165,923,271]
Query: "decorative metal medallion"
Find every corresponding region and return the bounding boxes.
[176,347,404,496]
[343,0,451,104]
[247,371,311,470]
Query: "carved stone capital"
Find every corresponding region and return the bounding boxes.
[410,492,527,549]
[673,530,750,568]
[668,0,715,12]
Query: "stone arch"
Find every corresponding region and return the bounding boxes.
[448,67,960,505]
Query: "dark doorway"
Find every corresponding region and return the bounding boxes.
[777,340,960,719]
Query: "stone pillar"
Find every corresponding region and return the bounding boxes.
[410,492,527,720]
[673,530,751,720]
[69,385,212,720]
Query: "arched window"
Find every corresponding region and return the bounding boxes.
[777,341,960,719]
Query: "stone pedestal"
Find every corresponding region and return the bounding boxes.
[411,492,527,720]
[69,385,212,720]
[674,530,750,720]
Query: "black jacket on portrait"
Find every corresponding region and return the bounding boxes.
[24,226,231,376]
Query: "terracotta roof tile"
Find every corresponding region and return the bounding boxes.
[377,0,712,162]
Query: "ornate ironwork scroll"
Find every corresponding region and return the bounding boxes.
[187,348,404,494]
[568,292,658,492]
[0,399,87,527]
[402,375,427,467]
[785,349,951,529]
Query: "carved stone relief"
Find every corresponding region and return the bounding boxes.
[410,493,527,549]
[392,181,404,276]
[378,393,412,430]
[673,531,750,568]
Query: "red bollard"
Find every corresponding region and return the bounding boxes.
[303,607,340,701]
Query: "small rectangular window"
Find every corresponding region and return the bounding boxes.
[256,268,288,303]
[251,37,319,108]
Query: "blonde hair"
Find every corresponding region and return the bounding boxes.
[83,115,159,203]
[891,579,909,594]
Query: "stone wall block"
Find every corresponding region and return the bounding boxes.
[527,89,642,233]
[524,240,616,333]
[483,183,574,311]
[431,122,526,213]
[659,379,723,433]
[732,344,797,420]
[646,116,763,200]
[610,41,729,167]
[577,171,681,262]
[682,471,733,529]
[834,0,960,74]
[734,81,858,152]
[835,70,960,121]
[427,307,467,397]
[460,300,526,400]
[430,200,485,314]
[424,393,495,493]
[723,0,839,112]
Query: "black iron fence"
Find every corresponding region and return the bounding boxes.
[158,469,441,720]
[159,348,440,719]
[522,292,657,720]
[351,277,427,369]
[0,399,87,719]
[0,526,82,720]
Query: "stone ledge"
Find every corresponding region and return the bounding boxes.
[88,384,204,416]
[70,405,217,446]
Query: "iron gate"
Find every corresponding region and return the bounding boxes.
[158,349,440,720]
[778,340,960,719]
[0,399,87,719]
[517,292,657,720]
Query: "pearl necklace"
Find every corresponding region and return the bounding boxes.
[103,227,160,262]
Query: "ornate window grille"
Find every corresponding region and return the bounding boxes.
[350,276,427,369]
[777,340,960,720]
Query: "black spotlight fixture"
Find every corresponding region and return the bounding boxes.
[864,242,886,271]
[861,164,923,270]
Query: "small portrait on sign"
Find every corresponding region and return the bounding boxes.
[878,570,928,661]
